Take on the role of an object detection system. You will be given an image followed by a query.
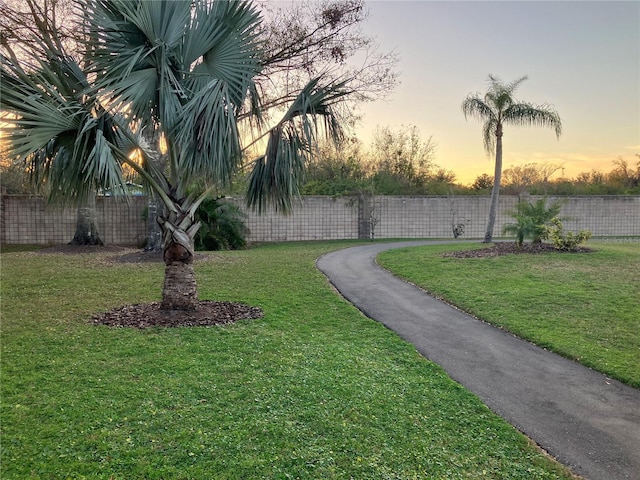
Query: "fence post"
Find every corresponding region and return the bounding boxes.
[358,193,371,240]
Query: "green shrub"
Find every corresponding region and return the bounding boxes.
[502,198,563,246]
[543,218,592,251]
[194,197,248,251]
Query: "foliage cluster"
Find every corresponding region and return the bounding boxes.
[296,146,640,197]
[193,197,248,251]
[299,126,458,196]
[499,156,640,196]
[543,218,592,251]
[502,198,563,247]
[3,147,638,198]
[502,198,592,251]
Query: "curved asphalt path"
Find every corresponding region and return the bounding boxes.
[316,241,640,480]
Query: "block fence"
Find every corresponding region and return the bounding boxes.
[1,194,639,245]
[1,195,148,246]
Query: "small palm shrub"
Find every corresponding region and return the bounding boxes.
[543,218,592,251]
[194,197,248,251]
[502,198,563,247]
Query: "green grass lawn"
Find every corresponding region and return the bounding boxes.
[0,242,577,479]
[378,240,640,388]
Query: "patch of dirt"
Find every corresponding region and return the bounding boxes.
[92,301,264,329]
[36,244,132,255]
[117,250,164,263]
[444,242,594,258]
[35,244,213,263]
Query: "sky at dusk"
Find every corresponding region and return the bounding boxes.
[351,0,640,184]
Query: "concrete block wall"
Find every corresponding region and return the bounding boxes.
[1,196,76,245]
[1,195,147,245]
[237,196,359,242]
[371,196,499,239]
[95,196,148,246]
[236,195,640,241]
[557,196,640,236]
[1,194,638,245]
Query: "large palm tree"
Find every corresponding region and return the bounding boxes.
[462,75,562,242]
[1,0,346,311]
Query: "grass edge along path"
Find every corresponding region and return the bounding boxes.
[2,241,577,479]
[378,241,640,389]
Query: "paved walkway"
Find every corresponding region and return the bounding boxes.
[316,241,640,480]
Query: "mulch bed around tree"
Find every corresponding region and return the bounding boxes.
[35,244,263,328]
[444,242,594,258]
[92,301,264,329]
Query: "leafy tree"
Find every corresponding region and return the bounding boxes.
[462,75,562,242]
[502,198,562,247]
[471,173,493,191]
[300,125,456,195]
[1,0,346,311]
[607,156,640,192]
[368,125,438,192]
[427,168,457,192]
[502,162,562,196]
[300,137,368,195]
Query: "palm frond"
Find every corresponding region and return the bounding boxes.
[504,103,563,138]
[172,80,242,188]
[81,0,190,128]
[504,75,528,94]
[461,95,497,155]
[482,118,497,155]
[245,126,307,213]
[245,77,346,213]
[1,52,131,203]
[461,95,493,120]
[185,0,262,107]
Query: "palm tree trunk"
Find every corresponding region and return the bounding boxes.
[161,256,198,310]
[160,225,198,311]
[484,127,503,242]
[70,194,104,246]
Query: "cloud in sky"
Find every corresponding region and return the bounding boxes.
[353,0,640,184]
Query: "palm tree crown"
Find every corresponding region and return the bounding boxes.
[462,75,562,154]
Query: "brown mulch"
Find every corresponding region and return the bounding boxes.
[444,242,594,258]
[36,244,263,328]
[92,301,264,329]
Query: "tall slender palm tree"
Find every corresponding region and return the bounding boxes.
[1,0,346,311]
[462,75,562,242]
